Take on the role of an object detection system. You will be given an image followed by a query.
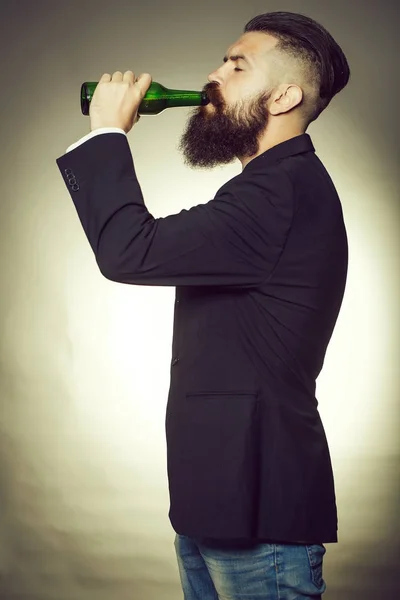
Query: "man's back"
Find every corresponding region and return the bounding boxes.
[261,147,348,389]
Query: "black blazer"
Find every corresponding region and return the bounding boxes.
[56,132,348,544]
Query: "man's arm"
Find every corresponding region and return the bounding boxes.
[56,132,294,288]
[66,127,126,153]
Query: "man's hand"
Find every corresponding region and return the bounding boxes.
[89,71,152,133]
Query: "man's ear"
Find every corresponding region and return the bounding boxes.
[269,84,303,115]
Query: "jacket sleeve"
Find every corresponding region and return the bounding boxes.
[66,128,126,153]
[56,132,294,289]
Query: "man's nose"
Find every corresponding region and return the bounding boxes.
[207,70,222,85]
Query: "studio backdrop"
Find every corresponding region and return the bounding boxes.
[0,1,398,599]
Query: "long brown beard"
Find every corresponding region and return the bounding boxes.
[178,83,272,169]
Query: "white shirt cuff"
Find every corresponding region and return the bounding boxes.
[66,128,126,153]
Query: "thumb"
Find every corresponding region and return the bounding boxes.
[135,73,153,98]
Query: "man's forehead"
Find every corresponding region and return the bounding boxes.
[226,31,277,61]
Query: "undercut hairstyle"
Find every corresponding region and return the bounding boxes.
[244,11,350,125]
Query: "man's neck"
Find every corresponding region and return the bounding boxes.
[240,125,306,170]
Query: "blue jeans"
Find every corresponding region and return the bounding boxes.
[174,534,327,600]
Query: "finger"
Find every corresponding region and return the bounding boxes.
[99,73,112,82]
[111,71,123,81]
[135,73,152,98]
[123,70,135,83]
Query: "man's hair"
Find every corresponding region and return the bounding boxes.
[244,11,350,125]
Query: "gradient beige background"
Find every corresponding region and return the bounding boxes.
[0,1,399,599]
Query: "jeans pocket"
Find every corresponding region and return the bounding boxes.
[305,544,326,589]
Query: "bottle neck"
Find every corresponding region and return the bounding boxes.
[161,89,209,108]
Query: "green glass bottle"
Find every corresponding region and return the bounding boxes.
[81,81,210,116]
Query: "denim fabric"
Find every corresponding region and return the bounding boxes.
[174,534,327,599]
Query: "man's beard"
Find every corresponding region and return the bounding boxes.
[178,83,272,169]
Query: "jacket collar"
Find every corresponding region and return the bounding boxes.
[244,134,315,171]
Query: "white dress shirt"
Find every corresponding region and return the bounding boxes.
[66,127,126,153]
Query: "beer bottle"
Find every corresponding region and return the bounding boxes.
[81,81,210,116]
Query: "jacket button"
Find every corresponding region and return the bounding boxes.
[172,357,179,366]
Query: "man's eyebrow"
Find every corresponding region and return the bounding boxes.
[223,54,249,63]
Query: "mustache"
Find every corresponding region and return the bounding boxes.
[202,82,224,107]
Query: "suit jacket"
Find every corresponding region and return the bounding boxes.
[56,132,348,544]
